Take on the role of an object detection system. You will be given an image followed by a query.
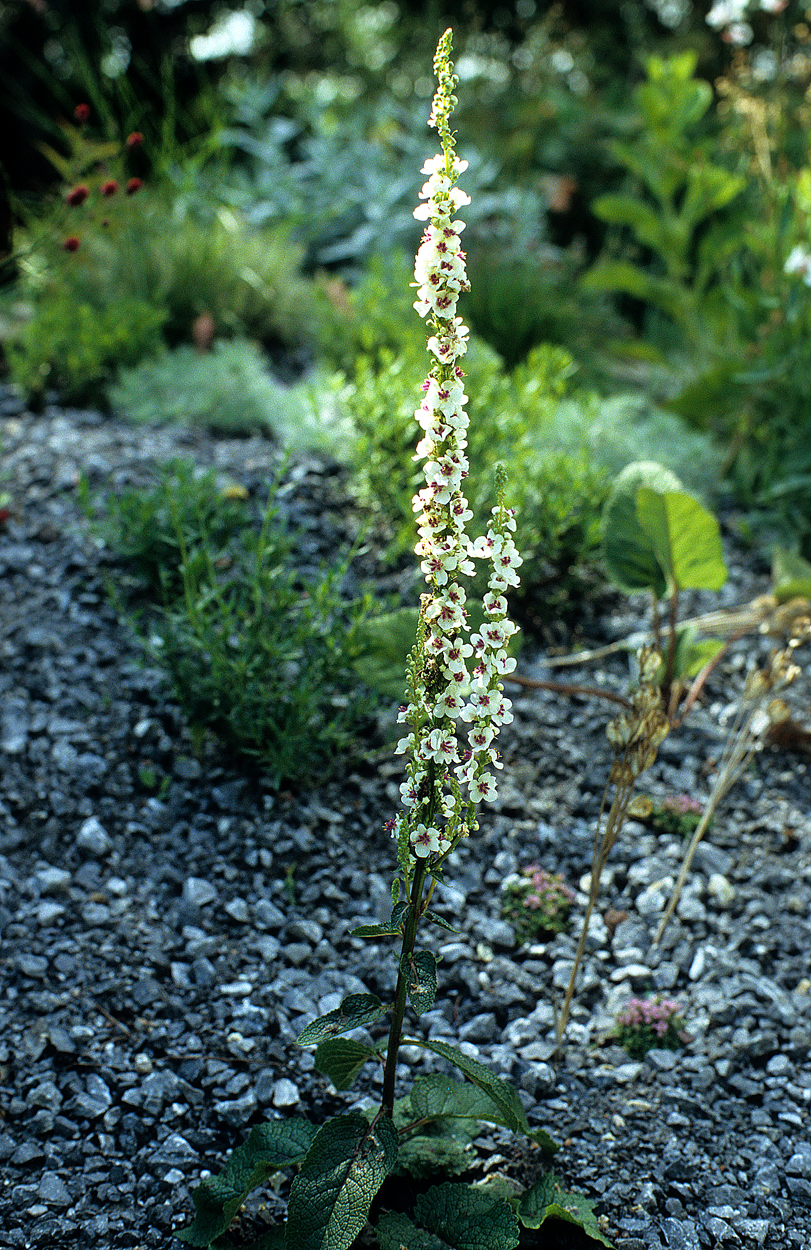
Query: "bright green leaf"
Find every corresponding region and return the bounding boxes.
[285,1113,398,1250]
[296,994,387,1046]
[772,547,811,603]
[636,487,727,594]
[175,1119,318,1247]
[664,628,724,682]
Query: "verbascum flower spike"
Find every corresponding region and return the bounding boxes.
[394,29,521,872]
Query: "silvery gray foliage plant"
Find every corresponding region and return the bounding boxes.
[176,31,612,1250]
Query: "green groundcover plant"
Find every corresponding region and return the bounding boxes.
[175,33,612,1250]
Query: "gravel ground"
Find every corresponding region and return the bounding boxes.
[1,390,810,1250]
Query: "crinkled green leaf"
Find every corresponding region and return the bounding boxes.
[350,900,411,940]
[539,1199,613,1246]
[175,1119,318,1247]
[349,922,404,938]
[515,1173,557,1225]
[396,1133,472,1180]
[413,1181,521,1250]
[602,462,683,597]
[377,1211,446,1250]
[403,1040,530,1140]
[402,950,438,1015]
[296,994,386,1046]
[407,1072,558,1156]
[410,1074,500,1124]
[518,1175,614,1246]
[313,1039,379,1091]
[636,486,727,594]
[285,1113,398,1250]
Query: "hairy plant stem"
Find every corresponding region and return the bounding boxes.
[381,854,428,1117]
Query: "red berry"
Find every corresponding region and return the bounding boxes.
[65,184,90,207]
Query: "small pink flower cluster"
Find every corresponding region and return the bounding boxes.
[617,996,683,1037]
[662,794,702,816]
[392,35,522,865]
[614,995,690,1058]
[521,865,576,914]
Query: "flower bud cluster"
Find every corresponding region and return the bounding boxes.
[392,31,522,867]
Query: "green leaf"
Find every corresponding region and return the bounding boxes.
[590,194,664,250]
[424,909,458,933]
[664,628,724,682]
[581,262,687,322]
[772,547,811,603]
[296,994,387,1046]
[284,1113,398,1250]
[515,1173,556,1222]
[414,1181,521,1250]
[601,462,683,597]
[313,1039,379,1091]
[636,487,727,594]
[377,1211,446,1250]
[349,900,411,940]
[402,950,438,1015]
[349,922,404,938]
[517,1176,614,1246]
[175,1119,318,1247]
[403,1040,549,1146]
[396,1133,473,1180]
[242,1230,287,1250]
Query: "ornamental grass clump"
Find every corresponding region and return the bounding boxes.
[501,865,576,943]
[613,996,690,1061]
[177,32,612,1250]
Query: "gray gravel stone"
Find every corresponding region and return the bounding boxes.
[2,395,810,1250]
[76,815,112,856]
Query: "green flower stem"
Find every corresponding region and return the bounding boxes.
[381,853,428,1117]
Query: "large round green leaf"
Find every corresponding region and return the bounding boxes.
[601,461,683,597]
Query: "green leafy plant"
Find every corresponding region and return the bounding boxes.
[583,50,747,360]
[601,460,728,711]
[110,339,311,437]
[6,293,165,405]
[176,35,611,1250]
[85,460,378,788]
[501,865,576,944]
[612,996,690,1060]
